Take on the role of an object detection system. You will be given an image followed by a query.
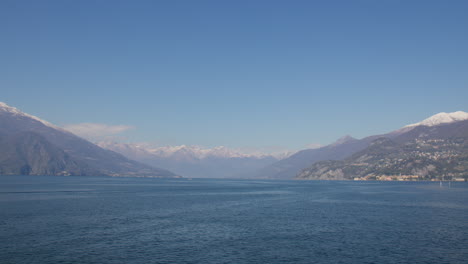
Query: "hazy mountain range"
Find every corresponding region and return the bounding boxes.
[96,142,282,178]
[0,101,467,180]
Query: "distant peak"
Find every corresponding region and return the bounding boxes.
[98,141,291,159]
[331,135,356,146]
[405,111,468,128]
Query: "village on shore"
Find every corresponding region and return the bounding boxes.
[353,174,467,181]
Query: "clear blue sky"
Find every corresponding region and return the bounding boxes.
[2,0,467,150]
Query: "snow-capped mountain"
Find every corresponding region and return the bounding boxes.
[405,111,468,128]
[140,144,251,159]
[256,110,468,179]
[98,141,292,160]
[297,118,468,181]
[97,141,287,178]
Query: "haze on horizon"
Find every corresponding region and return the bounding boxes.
[2,0,467,152]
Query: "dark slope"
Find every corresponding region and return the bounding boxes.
[0,131,91,175]
[0,104,177,177]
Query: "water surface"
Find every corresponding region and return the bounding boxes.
[1,176,467,263]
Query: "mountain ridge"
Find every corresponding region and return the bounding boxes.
[0,102,178,177]
[98,141,291,160]
[296,120,468,180]
[255,111,468,179]
[97,141,279,178]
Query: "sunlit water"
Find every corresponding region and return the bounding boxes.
[1,176,467,264]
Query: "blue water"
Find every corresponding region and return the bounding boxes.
[1,176,467,264]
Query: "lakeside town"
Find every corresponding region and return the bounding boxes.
[353,174,467,181]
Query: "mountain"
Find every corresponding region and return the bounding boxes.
[0,102,177,177]
[0,131,87,176]
[257,111,468,179]
[254,134,382,179]
[296,119,468,181]
[97,142,280,178]
[404,111,468,127]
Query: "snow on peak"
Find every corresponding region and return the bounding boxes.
[98,141,292,160]
[0,101,59,129]
[0,102,22,114]
[148,144,270,159]
[405,111,468,128]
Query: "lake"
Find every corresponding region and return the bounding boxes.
[1,176,467,263]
